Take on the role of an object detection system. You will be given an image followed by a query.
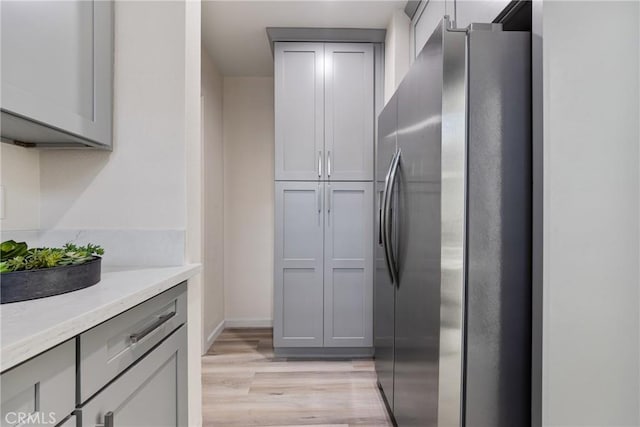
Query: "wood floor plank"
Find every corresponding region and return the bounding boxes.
[201,328,393,427]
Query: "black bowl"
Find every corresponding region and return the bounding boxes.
[0,257,102,304]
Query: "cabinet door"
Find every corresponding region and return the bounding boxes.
[324,182,373,347]
[80,327,187,427]
[1,341,75,427]
[274,182,324,347]
[0,0,113,148]
[324,44,374,181]
[274,42,324,180]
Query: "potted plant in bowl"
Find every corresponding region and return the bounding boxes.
[0,241,104,304]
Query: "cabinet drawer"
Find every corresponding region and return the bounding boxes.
[0,340,75,427]
[80,326,187,427]
[79,283,187,403]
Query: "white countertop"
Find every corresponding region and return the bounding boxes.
[0,264,201,372]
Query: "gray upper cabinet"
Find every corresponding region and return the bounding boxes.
[274,181,325,347]
[0,0,113,149]
[454,1,511,28]
[412,0,509,58]
[323,182,373,347]
[275,43,324,180]
[275,42,374,181]
[413,0,450,60]
[324,44,374,181]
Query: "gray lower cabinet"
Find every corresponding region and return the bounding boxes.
[324,182,373,347]
[78,283,187,402]
[274,181,325,347]
[0,340,75,427]
[0,0,113,148]
[274,181,373,350]
[80,326,188,427]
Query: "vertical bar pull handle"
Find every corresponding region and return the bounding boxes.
[317,186,322,213]
[97,412,114,427]
[318,151,322,178]
[327,151,332,178]
[327,185,331,213]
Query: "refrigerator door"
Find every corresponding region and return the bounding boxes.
[374,92,398,411]
[392,21,452,427]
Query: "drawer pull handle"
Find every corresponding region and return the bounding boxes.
[97,411,114,427]
[129,312,176,344]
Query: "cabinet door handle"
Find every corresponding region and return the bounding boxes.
[318,151,322,178]
[97,411,114,427]
[129,312,176,344]
[317,185,322,213]
[327,151,331,178]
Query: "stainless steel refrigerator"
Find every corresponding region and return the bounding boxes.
[374,17,531,427]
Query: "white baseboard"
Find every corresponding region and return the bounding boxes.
[224,318,273,328]
[202,320,225,355]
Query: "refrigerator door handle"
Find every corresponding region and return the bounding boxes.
[384,149,401,286]
[378,190,384,245]
[381,150,398,284]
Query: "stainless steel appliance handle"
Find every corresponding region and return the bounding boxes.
[97,412,114,427]
[378,190,384,245]
[380,151,398,283]
[129,312,176,344]
[317,186,322,213]
[318,151,322,178]
[327,151,331,178]
[384,149,401,286]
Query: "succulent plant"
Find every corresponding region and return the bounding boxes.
[0,241,104,273]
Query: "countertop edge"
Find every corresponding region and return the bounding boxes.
[1,264,202,373]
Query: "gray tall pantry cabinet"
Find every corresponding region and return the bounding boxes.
[273,42,375,354]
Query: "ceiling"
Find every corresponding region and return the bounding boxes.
[202,1,404,76]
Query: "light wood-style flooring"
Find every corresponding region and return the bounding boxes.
[202,328,393,427]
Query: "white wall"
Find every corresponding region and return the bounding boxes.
[542,2,640,426]
[184,2,203,425]
[384,9,410,103]
[38,1,187,231]
[223,77,274,326]
[201,48,225,345]
[0,144,40,231]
